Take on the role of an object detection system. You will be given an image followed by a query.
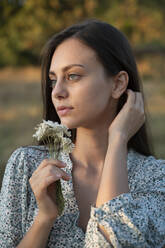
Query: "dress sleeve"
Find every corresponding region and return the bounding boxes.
[0,147,26,247]
[84,156,165,248]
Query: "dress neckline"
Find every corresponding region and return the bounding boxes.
[60,147,137,214]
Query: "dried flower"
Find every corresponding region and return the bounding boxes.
[33,120,75,216]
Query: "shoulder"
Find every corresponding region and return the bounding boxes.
[128,148,165,172]
[4,145,49,179]
[10,145,48,158]
[128,148,165,191]
[142,153,165,177]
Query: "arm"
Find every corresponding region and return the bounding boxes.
[16,150,70,247]
[84,90,165,247]
[95,89,144,243]
[84,151,165,247]
[96,89,143,208]
[96,134,129,205]
[17,213,54,248]
[0,147,56,247]
[96,134,129,241]
[0,148,24,247]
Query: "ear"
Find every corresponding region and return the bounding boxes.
[111,71,129,99]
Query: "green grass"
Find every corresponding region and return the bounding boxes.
[0,69,165,189]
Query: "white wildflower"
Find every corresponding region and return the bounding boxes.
[32,120,75,216]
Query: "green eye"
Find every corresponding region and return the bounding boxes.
[49,74,80,88]
[49,79,57,88]
[68,74,80,80]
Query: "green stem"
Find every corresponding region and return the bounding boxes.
[47,137,65,217]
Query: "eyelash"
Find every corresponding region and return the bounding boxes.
[49,74,81,88]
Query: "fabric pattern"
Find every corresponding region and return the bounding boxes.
[0,145,165,247]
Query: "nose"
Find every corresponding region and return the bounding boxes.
[51,78,68,99]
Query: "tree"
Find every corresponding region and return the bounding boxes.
[0,0,165,66]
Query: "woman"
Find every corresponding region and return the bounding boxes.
[0,19,165,248]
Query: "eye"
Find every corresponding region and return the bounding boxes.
[67,74,80,81]
[49,79,57,88]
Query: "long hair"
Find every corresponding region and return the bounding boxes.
[39,18,155,157]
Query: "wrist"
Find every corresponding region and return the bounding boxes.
[36,212,57,227]
[108,132,128,146]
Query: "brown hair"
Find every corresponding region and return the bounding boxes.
[39,18,155,157]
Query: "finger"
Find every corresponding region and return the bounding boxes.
[29,172,62,191]
[134,92,141,107]
[37,175,58,193]
[134,93,145,123]
[126,89,136,105]
[33,158,66,175]
[30,165,70,189]
[41,173,70,193]
[42,165,71,181]
[139,94,145,111]
[135,92,144,111]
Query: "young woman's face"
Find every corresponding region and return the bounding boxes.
[49,38,117,129]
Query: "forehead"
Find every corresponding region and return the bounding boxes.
[50,38,98,71]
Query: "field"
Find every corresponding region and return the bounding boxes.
[0,61,165,188]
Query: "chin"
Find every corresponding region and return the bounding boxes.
[60,119,78,129]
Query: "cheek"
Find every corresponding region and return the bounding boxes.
[78,84,110,114]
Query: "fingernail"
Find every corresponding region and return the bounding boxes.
[56,173,61,178]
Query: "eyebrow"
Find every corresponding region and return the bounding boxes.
[49,64,86,76]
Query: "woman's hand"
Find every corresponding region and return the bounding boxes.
[108,89,145,143]
[29,159,70,221]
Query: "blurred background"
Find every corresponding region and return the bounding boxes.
[0,0,165,188]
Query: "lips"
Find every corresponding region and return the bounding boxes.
[57,106,73,112]
[56,106,73,116]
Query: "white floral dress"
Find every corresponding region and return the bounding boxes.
[0,146,165,247]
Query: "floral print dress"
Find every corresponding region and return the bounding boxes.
[0,145,165,247]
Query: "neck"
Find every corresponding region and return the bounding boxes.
[70,126,109,172]
[69,101,118,172]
